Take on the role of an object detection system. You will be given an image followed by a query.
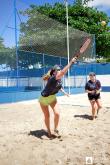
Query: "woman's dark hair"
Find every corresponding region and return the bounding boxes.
[50,69,56,76]
[50,65,61,76]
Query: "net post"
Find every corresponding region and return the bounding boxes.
[42,53,45,89]
[14,0,19,87]
[93,34,96,59]
[65,0,70,94]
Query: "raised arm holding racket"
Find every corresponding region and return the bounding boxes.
[39,37,91,138]
[56,37,91,79]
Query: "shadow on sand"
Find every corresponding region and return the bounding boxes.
[28,129,58,140]
[74,114,93,120]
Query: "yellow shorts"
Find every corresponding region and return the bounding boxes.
[39,95,56,106]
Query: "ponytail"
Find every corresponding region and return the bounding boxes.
[42,70,51,81]
[42,67,56,81]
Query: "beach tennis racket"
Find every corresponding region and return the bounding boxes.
[74,37,91,59]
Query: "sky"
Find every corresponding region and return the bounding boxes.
[0,0,110,48]
[87,0,110,16]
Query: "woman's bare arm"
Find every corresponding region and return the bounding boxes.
[56,57,77,80]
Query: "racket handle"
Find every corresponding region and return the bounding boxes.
[75,52,80,58]
[74,56,78,60]
[71,56,78,64]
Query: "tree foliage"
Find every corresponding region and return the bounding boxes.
[0,37,16,69]
[0,37,5,50]
[19,2,110,59]
[75,0,94,5]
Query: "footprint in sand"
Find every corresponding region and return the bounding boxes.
[56,159,62,164]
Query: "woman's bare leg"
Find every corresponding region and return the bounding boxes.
[95,99,102,115]
[50,100,60,131]
[90,100,97,120]
[39,103,51,137]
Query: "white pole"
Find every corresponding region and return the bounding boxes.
[65,0,70,94]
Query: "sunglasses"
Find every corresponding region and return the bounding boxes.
[89,74,95,76]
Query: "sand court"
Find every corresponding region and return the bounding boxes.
[0,92,110,165]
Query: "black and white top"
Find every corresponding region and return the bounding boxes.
[41,75,62,97]
[85,79,101,99]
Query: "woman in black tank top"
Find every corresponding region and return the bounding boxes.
[39,57,77,138]
[85,72,102,120]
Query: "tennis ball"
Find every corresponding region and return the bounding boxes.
[101,21,106,26]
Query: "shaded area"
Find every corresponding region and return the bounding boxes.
[28,129,48,139]
[28,129,58,140]
[74,114,93,120]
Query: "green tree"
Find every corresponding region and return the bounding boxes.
[0,37,5,50]
[19,3,110,59]
[74,0,94,5]
[0,37,16,69]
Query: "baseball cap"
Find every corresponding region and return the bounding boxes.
[89,72,96,76]
[52,65,61,71]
